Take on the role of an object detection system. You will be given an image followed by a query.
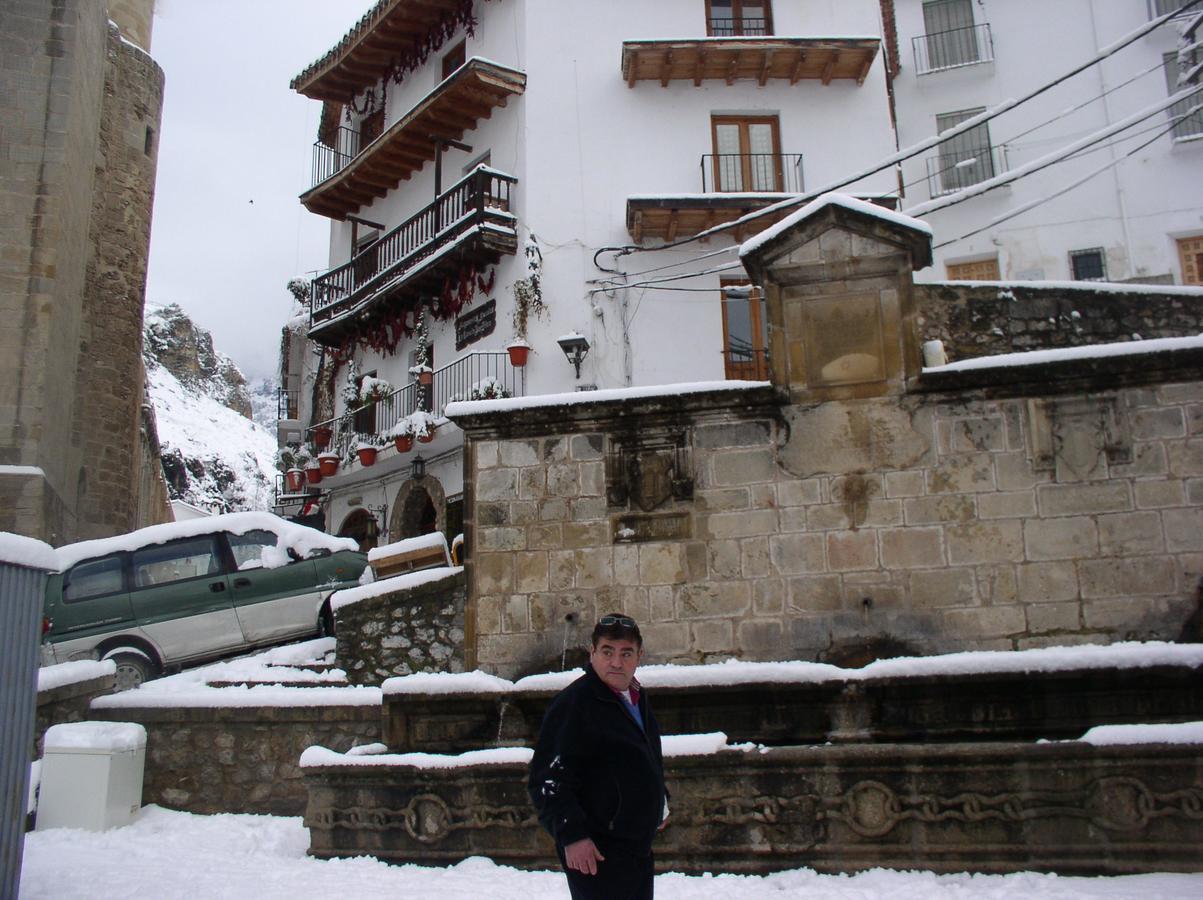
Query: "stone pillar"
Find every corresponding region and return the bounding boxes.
[107,0,155,51]
[740,195,933,403]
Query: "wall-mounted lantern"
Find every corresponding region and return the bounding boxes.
[556,332,590,379]
[411,454,426,481]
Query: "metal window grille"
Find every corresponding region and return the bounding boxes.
[1070,248,1107,281]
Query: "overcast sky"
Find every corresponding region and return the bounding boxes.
[145,0,376,381]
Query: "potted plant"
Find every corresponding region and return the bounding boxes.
[318,452,340,477]
[411,409,438,443]
[311,425,333,449]
[390,420,415,453]
[284,468,304,492]
[304,460,323,485]
[508,234,544,367]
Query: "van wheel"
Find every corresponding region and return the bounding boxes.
[111,653,154,692]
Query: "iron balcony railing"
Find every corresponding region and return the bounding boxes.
[925,144,1007,197]
[310,167,517,326]
[708,16,770,36]
[311,125,364,187]
[307,350,524,457]
[912,23,994,75]
[701,153,804,193]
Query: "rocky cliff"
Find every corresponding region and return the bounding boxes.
[143,303,277,513]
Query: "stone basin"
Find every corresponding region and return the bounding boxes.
[303,739,1203,875]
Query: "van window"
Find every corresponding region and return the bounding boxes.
[227,530,281,570]
[132,536,224,588]
[63,555,125,602]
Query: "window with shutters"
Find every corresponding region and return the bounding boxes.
[1162,51,1203,141]
[914,0,993,74]
[706,0,772,37]
[720,279,768,380]
[1178,236,1203,285]
[946,257,1000,281]
[711,116,783,192]
[927,107,999,196]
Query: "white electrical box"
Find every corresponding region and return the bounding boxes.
[36,721,146,831]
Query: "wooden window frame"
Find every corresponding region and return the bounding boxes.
[720,278,768,380]
[705,0,774,37]
[711,115,783,192]
[945,257,1000,281]
[1178,235,1203,286]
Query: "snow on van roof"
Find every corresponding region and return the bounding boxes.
[53,511,357,571]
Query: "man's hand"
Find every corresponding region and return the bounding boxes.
[564,837,605,875]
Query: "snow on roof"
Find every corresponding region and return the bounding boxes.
[925,335,1203,374]
[1078,722,1203,746]
[329,566,462,613]
[739,192,933,259]
[54,511,357,571]
[445,380,769,418]
[44,721,146,753]
[38,659,116,693]
[300,745,533,770]
[0,531,58,572]
[367,531,447,563]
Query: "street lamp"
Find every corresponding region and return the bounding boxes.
[556,332,590,379]
[411,454,426,481]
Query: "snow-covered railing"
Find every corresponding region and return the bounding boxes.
[310,167,517,326]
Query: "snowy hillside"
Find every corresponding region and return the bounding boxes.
[248,376,281,431]
[143,306,277,513]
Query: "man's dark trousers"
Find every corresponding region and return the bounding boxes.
[557,845,654,900]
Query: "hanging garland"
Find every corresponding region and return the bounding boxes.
[344,0,494,121]
[330,261,496,374]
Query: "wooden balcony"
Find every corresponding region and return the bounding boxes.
[291,0,480,102]
[621,37,880,88]
[301,59,526,221]
[308,167,518,347]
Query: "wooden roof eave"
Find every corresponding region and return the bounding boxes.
[291,0,467,101]
[300,60,526,221]
[620,37,880,88]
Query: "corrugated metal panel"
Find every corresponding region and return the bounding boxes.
[0,562,48,900]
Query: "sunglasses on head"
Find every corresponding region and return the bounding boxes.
[598,615,637,628]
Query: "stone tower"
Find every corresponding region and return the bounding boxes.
[0,0,170,544]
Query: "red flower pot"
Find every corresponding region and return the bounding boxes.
[318,455,339,477]
[417,369,433,386]
[507,343,530,367]
[284,469,304,492]
[357,446,378,467]
[305,466,322,485]
[312,426,333,449]
[417,425,437,444]
[394,434,414,453]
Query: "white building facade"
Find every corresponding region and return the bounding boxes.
[883,0,1203,284]
[280,0,899,547]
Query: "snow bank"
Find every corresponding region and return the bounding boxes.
[329,566,462,612]
[0,531,58,571]
[37,659,116,693]
[1079,721,1203,746]
[445,380,768,417]
[43,721,146,753]
[383,670,513,696]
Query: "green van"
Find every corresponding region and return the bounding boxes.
[41,512,367,690]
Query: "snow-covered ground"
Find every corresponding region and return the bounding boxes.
[19,805,1203,899]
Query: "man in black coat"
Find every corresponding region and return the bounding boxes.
[528,613,667,900]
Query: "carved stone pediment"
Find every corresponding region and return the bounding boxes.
[605,430,693,513]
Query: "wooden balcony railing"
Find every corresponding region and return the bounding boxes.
[309,167,517,334]
[307,351,524,460]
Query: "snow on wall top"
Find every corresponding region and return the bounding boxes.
[329,566,462,612]
[38,660,116,693]
[925,335,1203,374]
[1079,722,1203,746]
[739,192,933,259]
[53,512,358,571]
[445,380,769,418]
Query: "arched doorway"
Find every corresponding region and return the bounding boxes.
[337,508,379,552]
[390,476,446,540]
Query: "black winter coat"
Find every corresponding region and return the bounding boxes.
[528,665,667,858]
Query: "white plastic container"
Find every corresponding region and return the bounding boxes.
[36,722,146,831]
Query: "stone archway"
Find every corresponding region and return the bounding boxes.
[390,476,446,540]
[337,508,379,552]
